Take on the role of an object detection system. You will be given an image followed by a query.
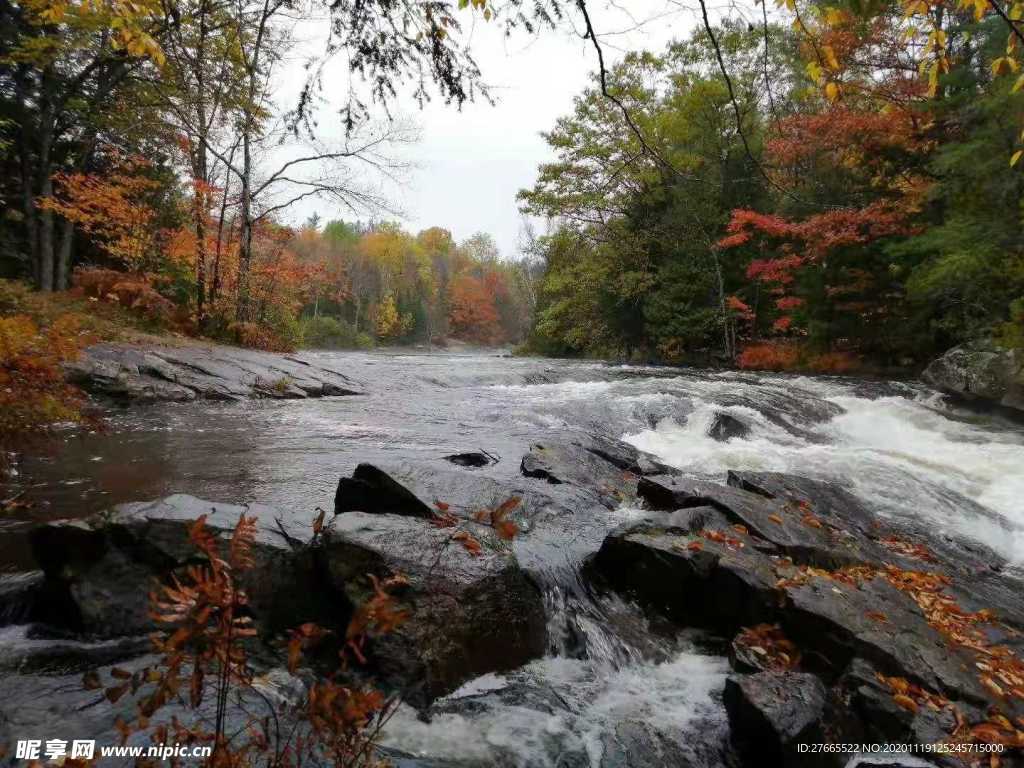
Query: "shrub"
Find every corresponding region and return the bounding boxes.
[73,267,176,328]
[0,313,92,474]
[90,513,401,768]
[806,351,861,374]
[736,342,801,371]
[300,315,373,350]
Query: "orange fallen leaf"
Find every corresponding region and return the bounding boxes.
[893,694,918,713]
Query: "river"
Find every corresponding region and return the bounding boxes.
[4,350,1024,766]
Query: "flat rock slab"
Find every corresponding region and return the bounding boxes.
[66,342,363,402]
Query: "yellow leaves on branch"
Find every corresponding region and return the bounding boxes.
[24,0,165,64]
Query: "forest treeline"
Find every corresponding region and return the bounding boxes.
[0,0,536,352]
[519,15,1024,371]
[3,0,1024,370]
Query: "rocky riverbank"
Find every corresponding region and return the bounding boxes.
[6,428,1024,766]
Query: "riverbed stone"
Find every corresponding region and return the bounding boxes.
[707,412,750,441]
[594,471,1024,758]
[335,463,437,518]
[638,472,890,569]
[321,511,547,706]
[65,342,364,403]
[332,461,570,535]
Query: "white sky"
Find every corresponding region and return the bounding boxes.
[273,1,701,257]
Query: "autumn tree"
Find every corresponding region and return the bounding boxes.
[448,273,502,344]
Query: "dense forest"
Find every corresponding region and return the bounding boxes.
[520,13,1024,372]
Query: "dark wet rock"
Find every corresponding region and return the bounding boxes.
[0,570,44,625]
[444,451,499,468]
[27,493,545,710]
[332,461,570,539]
[638,473,886,569]
[66,342,363,403]
[592,521,778,630]
[834,658,985,768]
[595,470,1024,755]
[519,442,638,509]
[336,463,437,518]
[665,505,732,534]
[0,653,309,768]
[581,435,674,476]
[707,412,750,442]
[29,495,334,638]
[778,571,991,704]
[321,512,546,707]
[724,672,835,767]
[0,626,152,674]
[923,340,1024,414]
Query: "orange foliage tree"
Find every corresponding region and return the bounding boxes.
[39,157,171,272]
[448,273,502,344]
[0,313,91,474]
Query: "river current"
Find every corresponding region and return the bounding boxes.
[5,350,1024,766]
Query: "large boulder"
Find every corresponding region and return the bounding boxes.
[321,512,547,706]
[592,471,1024,756]
[335,463,436,518]
[707,412,750,442]
[923,340,1024,414]
[332,461,571,534]
[637,472,889,569]
[29,493,547,710]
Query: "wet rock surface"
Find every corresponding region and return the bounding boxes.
[66,342,363,402]
[25,489,546,709]
[723,672,833,767]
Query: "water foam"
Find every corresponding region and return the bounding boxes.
[380,652,728,767]
[625,393,1024,562]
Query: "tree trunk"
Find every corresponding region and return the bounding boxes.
[38,175,55,292]
[236,138,253,321]
[55,218,73,290]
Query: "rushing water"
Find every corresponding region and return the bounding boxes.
[4,350,1024,766]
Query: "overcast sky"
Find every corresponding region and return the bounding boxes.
[269,1,702,257]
